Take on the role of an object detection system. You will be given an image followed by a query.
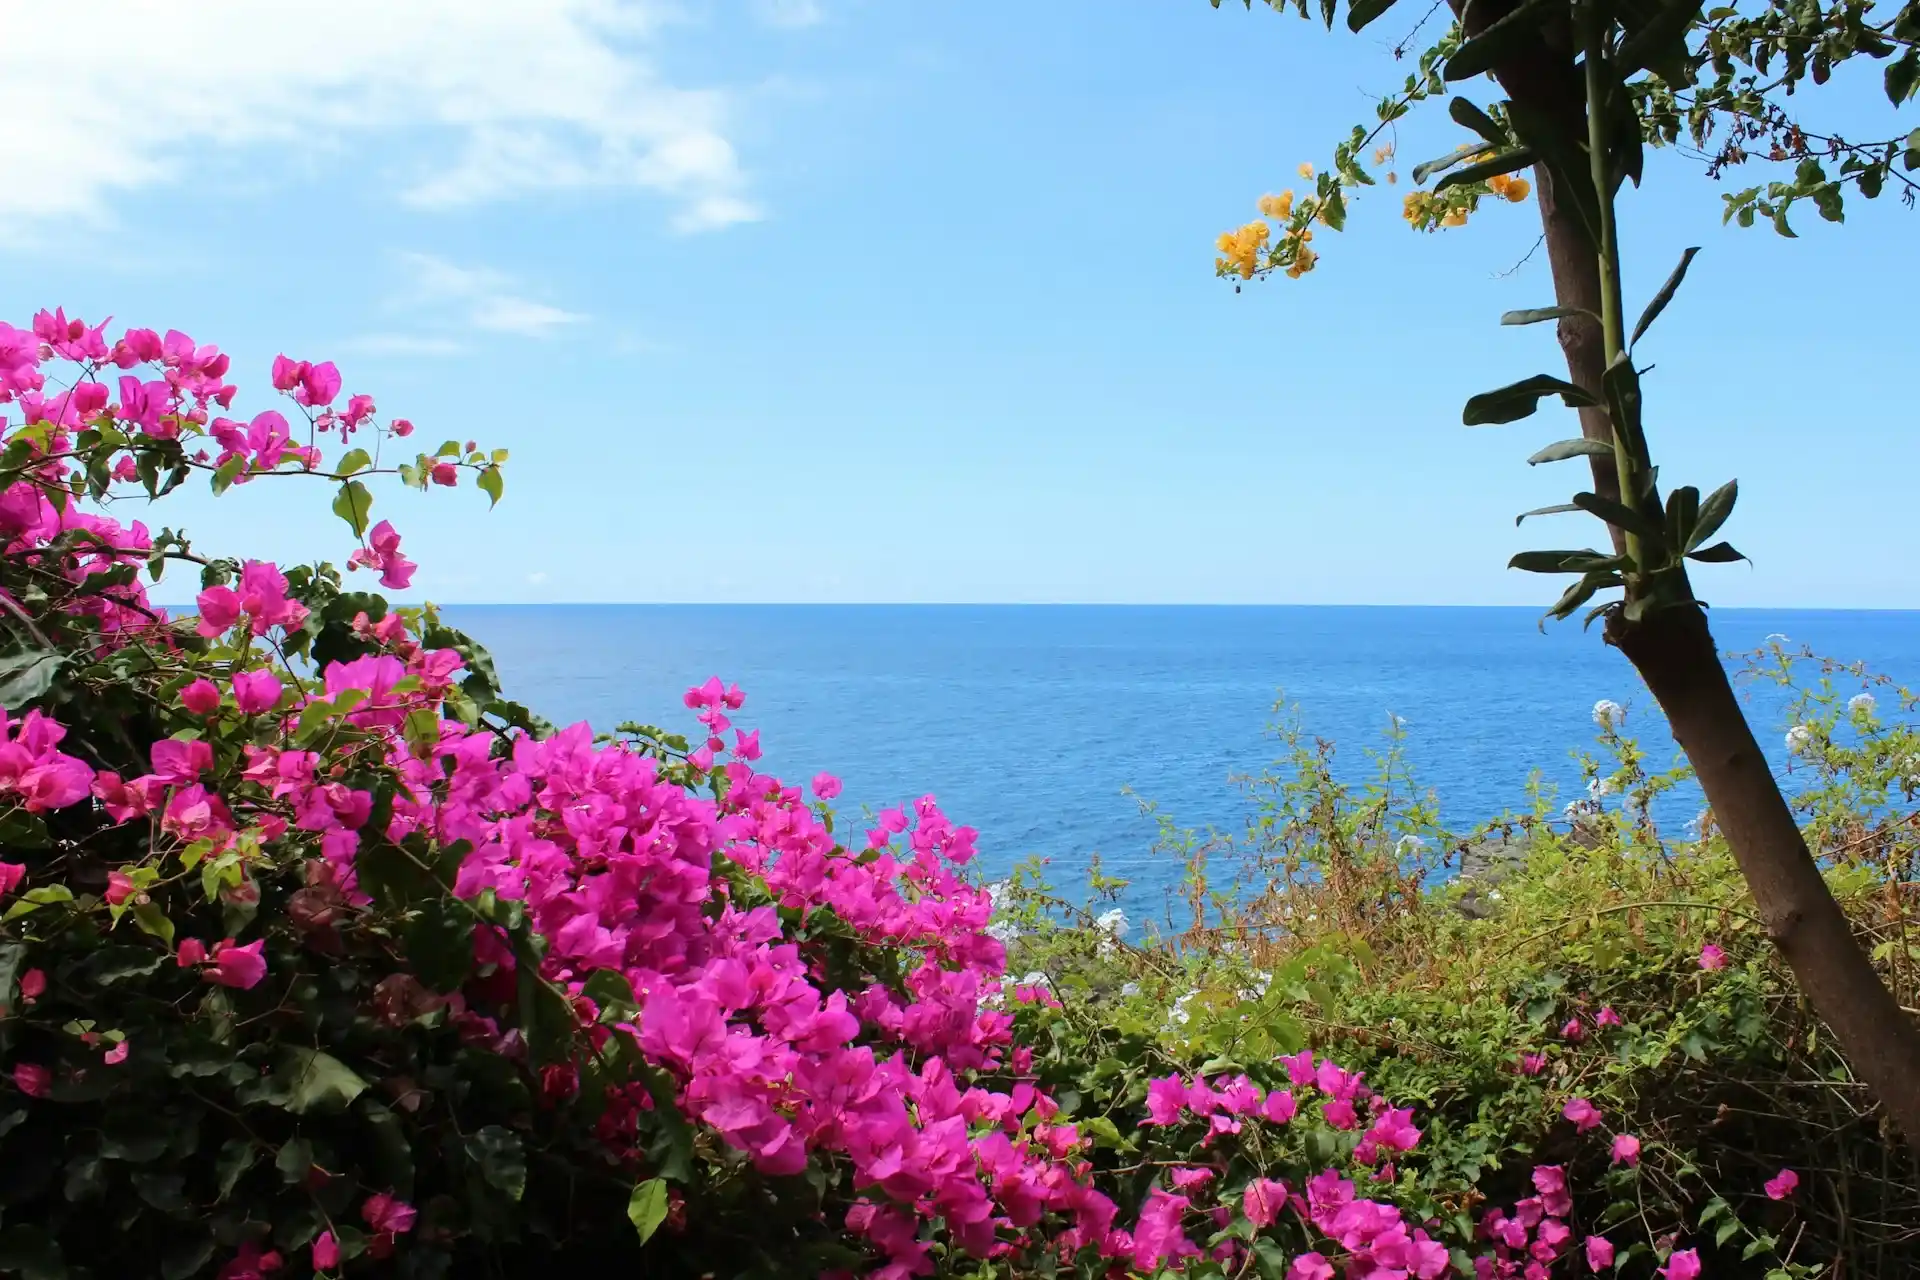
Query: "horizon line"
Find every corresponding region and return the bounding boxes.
[153,600,1920,612]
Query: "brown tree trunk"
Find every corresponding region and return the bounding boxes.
[1444,0,1920,1144]
[1609,605,1920,1143]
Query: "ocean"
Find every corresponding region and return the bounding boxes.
[440,605,1920,918]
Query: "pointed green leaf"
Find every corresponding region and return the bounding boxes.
[211,455,247,496]
[336,448,373,476]
[1435,147,1536,191]
[1516,504,1581,526]
[1527,438,1614,465]
[1664,485,1700,549]
[1571,491,1667,549]
[1545,569,1624,621]
[478,465,504,508]
[1448,96,1507,145]
[1686,541,1748,563]
[1617,0,1705,79]
[1503,306,1595,326]
[1463,374,1598,426]
[628,1178,670,1244]
[1412,142,1490,184]
[1629,246,1700,349]
[331,480,374,538]
[1509,549,1624,574]
[1346,0,1401,31]
[1688,479,1737,551]
[1444,0,1558,81]
[278,1048,369,1114]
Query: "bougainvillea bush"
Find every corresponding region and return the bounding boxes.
[0,310,1856,1280]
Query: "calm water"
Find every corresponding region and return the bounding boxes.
[440,606,1920,915]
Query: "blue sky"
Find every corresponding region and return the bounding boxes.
[6,0,1915,606]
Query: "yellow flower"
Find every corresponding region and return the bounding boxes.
[1372,144,1394,164]
[1257,191,1295,219]
[1441,208,1468,228]
[1298,162,1314,178]
[1387,171,1397,185]
[1402,192,1426,224]
[1505,177,1531,202]
[1285,246,1319,278]
[1487,174,1512,197]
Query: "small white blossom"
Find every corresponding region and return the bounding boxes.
[1487,889,1502,901]
[1593,699,1625,728]
[1765,632,1790,645]
[1786,725,1815,755]
[985,921,1020,945]
[1848,692,1877,716]
[1396,834,1427,855]
[1018,970,1050,989]
[1094,908,1131,941]
[1588,777,1615,799]
[1119,981,1141,998]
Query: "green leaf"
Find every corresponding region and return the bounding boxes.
[1546,569,1624,621]
[331,480,374,538]
[1463,374,1598,426]
[582,969,639,1019]
[211,454,247,496]
[277,1047,370,1114]
[1445,0,1558,81]
[159,1237,217,1280]
[628,1177,671,1244]
[1503,306,1593,327]
[478,465,504,508]
[1617,0,1704,80]
[336,448,373,476]
[1515,504,1581,526]
[1689,479,1738,551]
[1886,48,1920,105]
[1509,549,1625,574]
[1435,148,1536,191]
[0,648,65,711]
[1664,485,1700,549]
[1346,0,1400,30]
[1448,95,1507,145]
[0,1226,66,1280]
[405,899,475,993]
[1571,491,1667,548]
[275,1138,315,1185]
[1527,438,1614,465]
[1629,246,1701,349]
[214,1140,258,1199]
[465,1126,528,1202]
[1412,142,1490,185]
[1686,541,1747,563]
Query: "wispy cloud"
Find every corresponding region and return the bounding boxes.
[0,0,761,238]
[753,0,826,28]
[395,252,586,339]
[338,333,466,358]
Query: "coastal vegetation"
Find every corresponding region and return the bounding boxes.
[0,0,1915,1275]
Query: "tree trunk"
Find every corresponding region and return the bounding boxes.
[1608,605,1920,1142]
[1444,0,1920,1144]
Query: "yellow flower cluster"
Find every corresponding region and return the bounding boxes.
[1487,173,1532,202]
[1215,219,1270,278]
[1402,191,1435,225]
[1257,191,1295,220]
[1285,242,1318,279]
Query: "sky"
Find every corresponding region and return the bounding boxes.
[3,0,1915,607]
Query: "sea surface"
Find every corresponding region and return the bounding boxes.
[440,605,1920,919]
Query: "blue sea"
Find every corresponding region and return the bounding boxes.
[440,606,1920,919]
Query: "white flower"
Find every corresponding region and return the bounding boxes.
[1018,970,1050,988]
[1765,633,1790,645]
[1786,725,1815,755]
[985,921,1020,945]
[1487,889,1502,901]
[1593,699,1625,728]
[1562,800,1584,818]
[1848,692,1877,716]
[1396,834,1427,854]
[1119,981,1141,998]
[1094,908,1131,941]
[1588,777,1615,799]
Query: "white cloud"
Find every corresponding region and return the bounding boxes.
[339,333,466,358]
[0,0,760,236]
[754,0,825,28]
[395,252,585,338]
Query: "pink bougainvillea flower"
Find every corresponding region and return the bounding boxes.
[312,1232,339,1271]
[1288,1253,1335,1280]
[218,1240,283,1279]
[1143,1075,1187,1126]
[1168,1166,1214,1191]
[1563,1097,1602,1133]
[1243,1177,1288,1227]
[1561,1017,1585,1042]
[18,968,45,1001]
[1595,1006,1622,1027]
[362,1192,417,1235]
[13,1062,51,1098]
[150,737,213,783]
[1765,1168,1799,1200]
[105,870,136,905]
[1321,1097,1358,1130]
[296,360,341,408]
[203,938,267,990]
[1661,1248,1702,1280]
[811,772,842,800]
[1699,943,1727,971]
[1519,1052,1547,1076]
[349,521,416,590]
[232,669,284,716]
[195,585,243,638]
[1585,1235,1615,1272]
[104,1039,129,1065]
[175,938,209,967]
[180,678,221,716]
[0,862,26,897]
[1261,1088,1298,1124]
[1611,1133,1641,1166]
